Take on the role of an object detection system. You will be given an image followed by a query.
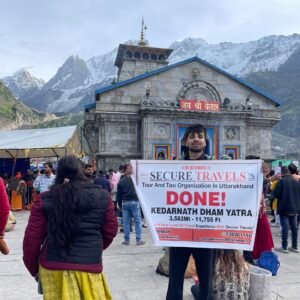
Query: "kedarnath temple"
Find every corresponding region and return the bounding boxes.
[84,23,281,169]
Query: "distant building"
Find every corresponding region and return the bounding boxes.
[84,29,281,169]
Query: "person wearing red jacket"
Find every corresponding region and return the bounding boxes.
[23,155,118,299]
[0,177,10,255]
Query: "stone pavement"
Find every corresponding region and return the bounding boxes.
[1,211,300,299]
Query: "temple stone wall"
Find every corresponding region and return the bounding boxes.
[98,61,278,112]
[119,60,168,81]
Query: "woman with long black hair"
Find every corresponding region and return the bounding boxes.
[23,155,118,299]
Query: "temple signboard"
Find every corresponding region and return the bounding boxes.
[180,100,220,112]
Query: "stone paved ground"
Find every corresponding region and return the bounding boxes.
[1,211,300,299]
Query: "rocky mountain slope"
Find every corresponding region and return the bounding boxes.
[245,46,300,137]
[0,81,56,130]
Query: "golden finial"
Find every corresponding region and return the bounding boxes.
[144,24,148,40]
[141,17,144,41]
[138,17,146,46]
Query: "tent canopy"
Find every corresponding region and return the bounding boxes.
[0,126,81,158]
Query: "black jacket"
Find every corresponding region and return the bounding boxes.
[273,175,300,215]
[94,175,111,193]
[116,176,138,208]
[23,183,118,276]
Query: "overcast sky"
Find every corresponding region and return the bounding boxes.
[1,0,300,81]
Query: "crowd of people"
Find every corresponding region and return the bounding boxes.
[82,162,147,245]
[1,123,300,299]
[0,164,55,211]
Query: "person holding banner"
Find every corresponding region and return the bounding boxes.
[166,124,215,300]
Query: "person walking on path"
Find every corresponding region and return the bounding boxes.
[117,164,145,246]
[23,155,118,299]
[166,124,215,300]
[0,177,10,255]
[273,165,300,253]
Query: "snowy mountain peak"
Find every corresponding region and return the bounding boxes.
[10,68,45,89]
[14,68,31,76]
[168,33,300,76]
[42,55,91,91]
[1,69,45,101]
[86,48,118,85]
[169,37,207,51]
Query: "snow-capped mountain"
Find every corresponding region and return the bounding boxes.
[1,69,45,106]
[26,53,117,112]
[86,48,118,85]
[2,55,111,113]
[168,34,300,76]
[2,34,300,113]
[43,55,91,91]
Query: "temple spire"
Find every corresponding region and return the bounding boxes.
[138,17,147,46]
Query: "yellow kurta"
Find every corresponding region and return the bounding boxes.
[39,265,112,300]
[10,190,22,210]
[270,180,278,210]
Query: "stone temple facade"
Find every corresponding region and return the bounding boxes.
[84,40,281,170]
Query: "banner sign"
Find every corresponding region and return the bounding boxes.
[180,100,220,111]
[131,160,263,250]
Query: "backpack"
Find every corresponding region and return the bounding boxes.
[257,251,280,276]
